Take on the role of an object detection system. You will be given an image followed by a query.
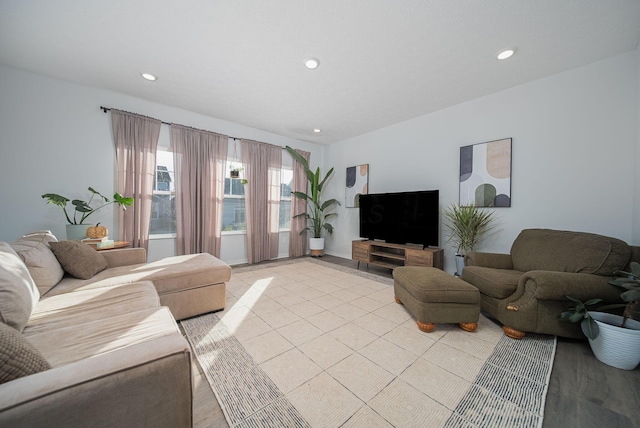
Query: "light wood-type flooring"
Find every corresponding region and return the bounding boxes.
[186,255,640,428]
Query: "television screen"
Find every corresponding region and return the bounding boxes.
[359,190,439,248]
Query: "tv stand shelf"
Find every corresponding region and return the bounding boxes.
[352,240,444,270]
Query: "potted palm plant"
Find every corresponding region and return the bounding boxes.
[442,203,498,276]
[559,261,640,370]
[42,187,133,240]
[284,146,340,256]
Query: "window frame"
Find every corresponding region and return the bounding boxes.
[149,148,177,239]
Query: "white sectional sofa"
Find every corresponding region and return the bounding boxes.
[0,231,231,427]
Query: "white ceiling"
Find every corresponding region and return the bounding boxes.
[1,1,639,145]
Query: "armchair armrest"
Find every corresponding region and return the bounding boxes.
[465,252,513,269]
[506,270,621,312]
[0,334,192,428]
[101,247,147,268]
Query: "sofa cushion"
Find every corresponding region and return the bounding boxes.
[24,307,180,367]
[0,243,40,332]
[45,253,232,297]
[0,323,50,384]
[49,240,108,280]
[510,229,631,276]
[24,282,160,335]
[10,231,64,295]
[461,266,523,299]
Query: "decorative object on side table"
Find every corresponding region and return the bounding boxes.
[442,203,498,276]
[86,223,108,238]
[285,146,340,256]
[559,261,640,370]
[41,187,133,239]
[94,241,130,251]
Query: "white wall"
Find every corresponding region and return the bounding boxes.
[0,65,323,264]
[635,46,640,244]
[324,50,639,273]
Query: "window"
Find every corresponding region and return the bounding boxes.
[279,168,293,230]
[152,145,295,236]
[150,150,176,236]
[222,161,247,232]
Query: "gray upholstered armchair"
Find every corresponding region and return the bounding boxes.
[460,228,638,339]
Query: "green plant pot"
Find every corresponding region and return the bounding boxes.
[65,224,89,240]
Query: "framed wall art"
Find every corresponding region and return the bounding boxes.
[346,164,368,208]
[459,138,511,207]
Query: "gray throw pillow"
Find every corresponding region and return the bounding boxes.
[0,322,51,384]
[50,240,108,280]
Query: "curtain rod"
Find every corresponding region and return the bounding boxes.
[100,106,246,141]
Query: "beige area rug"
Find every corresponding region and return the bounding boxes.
[181,258,556,428]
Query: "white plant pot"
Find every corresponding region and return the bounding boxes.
[65,224,89,240]
[455,254,465,276]
[309,237,324,257]
[587,311,640,370]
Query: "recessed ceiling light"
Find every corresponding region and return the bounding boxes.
[496,48,516,60]
[304,58,320,69]
[141,72,158,81]
[313,128,321,133]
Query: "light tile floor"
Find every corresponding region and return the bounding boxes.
[214,260,506,426]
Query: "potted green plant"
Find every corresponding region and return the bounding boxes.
[442,203,498,276]
[284,146,340,256]
[559,261,640,370]
[229,166,248,184]
[42,187,133,240]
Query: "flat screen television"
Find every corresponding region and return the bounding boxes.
[359,190,439,248]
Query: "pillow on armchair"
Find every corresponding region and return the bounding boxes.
[50,241,108,280]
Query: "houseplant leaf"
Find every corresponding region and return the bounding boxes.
[581,317,600,340]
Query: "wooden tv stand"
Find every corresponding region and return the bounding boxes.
[352,240,444,270]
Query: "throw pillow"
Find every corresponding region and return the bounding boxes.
[0,242,40,332]
[49,241,108,280]
[0,323,51,384]
[10,232,64,295]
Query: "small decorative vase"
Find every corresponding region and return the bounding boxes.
[309,238,325,257]
[65,224,89,240]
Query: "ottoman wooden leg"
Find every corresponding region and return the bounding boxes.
[417,321,434,332]
[503,326,526,339]
[394,296,403,304]
[459,322,478,332]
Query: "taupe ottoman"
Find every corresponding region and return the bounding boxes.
[393,266,480,333]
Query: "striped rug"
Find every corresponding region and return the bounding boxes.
[182,258,556,428]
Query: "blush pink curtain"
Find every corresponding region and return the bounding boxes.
[241,139,282,264]
[111,110,161,251]
[289,149,310,257]
[171,124,228,256]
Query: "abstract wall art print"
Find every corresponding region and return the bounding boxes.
[346,164,369,208]
[459,138,511,207]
